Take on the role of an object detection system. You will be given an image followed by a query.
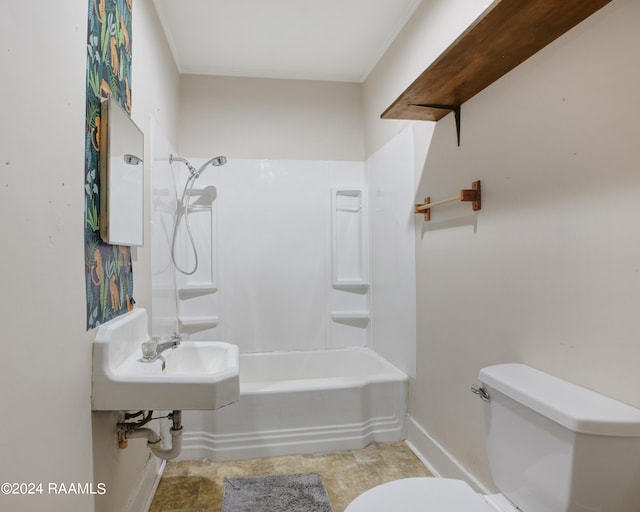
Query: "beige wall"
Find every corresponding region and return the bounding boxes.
[0,1,96,511]
[178,74,364,161]
[366,0,640,489]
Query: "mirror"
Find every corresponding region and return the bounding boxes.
[99,97,144,246]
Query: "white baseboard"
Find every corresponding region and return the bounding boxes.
[405,415,490,494]
[124,455,165,512]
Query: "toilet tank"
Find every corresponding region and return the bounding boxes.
[478,364,640,512]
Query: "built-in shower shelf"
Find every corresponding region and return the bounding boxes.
[331,311,370,328]
[178,316,219,329]
[178,285,218,299]
[332,188,369,290]
[332,282,369,294]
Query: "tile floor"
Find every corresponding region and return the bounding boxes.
[149,442,433,512]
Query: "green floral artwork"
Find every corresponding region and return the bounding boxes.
[84,0,135,329]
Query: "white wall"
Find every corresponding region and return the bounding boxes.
[0,2,95,511]
[365,0,640,489]
[178,74,364,161]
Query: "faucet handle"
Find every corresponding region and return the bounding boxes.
[141,339,158,359]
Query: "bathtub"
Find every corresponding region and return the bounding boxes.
[178,347,408,461]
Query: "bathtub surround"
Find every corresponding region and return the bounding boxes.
[153,131,417,366]
[368,128,417,378]
[153,158,373,351]
[153,154,413,357]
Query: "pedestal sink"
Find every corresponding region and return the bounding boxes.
[92,308,239,411]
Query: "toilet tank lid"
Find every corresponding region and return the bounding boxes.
[479,363,640,437]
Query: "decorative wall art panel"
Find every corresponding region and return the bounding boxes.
[84,0,135,329]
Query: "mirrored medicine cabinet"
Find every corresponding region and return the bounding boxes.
[99,97,144,246]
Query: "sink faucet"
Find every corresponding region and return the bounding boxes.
[156,332,182,355]
[140,333,182,362]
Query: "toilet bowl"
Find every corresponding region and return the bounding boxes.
[344,477,517,512]
[344,363,640,512]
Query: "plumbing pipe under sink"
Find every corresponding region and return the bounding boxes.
[126,425,183,460]
[120,410,183,460]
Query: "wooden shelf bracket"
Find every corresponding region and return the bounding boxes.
[415,180,481,221]
[411,104,461,146]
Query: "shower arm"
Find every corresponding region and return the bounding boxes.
[169,154,196,175]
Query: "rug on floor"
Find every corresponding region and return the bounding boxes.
[221,472,333,512]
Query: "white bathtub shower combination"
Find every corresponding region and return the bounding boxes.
[179,347,408,461]
[151,129,416,462]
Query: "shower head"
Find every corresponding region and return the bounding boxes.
[210,156,227,167]
[169,154,227,179]
[193,155,227,178]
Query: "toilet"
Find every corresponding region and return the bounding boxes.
[345,363,640,512]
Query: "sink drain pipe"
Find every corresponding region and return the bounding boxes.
[118,410,183,460]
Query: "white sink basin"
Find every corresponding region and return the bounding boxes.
[92,309,239,411]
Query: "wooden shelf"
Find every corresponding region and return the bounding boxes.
[382,0,612,125]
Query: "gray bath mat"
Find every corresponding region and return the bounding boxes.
[222,472,333,512]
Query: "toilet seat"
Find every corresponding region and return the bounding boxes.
[344,478,501,512]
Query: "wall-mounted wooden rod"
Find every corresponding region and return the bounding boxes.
[415,194,460,211]
[415,180,481,221]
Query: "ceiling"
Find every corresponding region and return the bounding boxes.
[153,0,423,82]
